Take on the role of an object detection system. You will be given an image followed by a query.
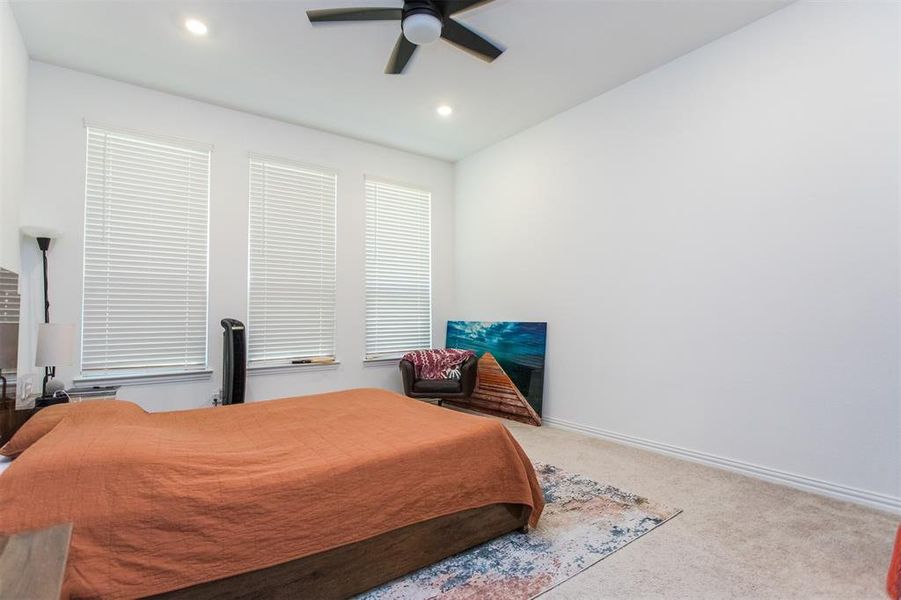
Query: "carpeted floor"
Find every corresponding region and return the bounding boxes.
[497,418,897,599]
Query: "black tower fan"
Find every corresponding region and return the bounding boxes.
[220,319,246,405]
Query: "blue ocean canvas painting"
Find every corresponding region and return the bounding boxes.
[445,321,547,425]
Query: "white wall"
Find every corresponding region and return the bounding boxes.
[0,0,26,273]
[21,62,454,411]
[454,1,900,505]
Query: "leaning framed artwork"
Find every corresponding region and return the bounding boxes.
[445,321,547,426]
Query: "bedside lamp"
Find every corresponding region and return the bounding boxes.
[35,323,75,406]
[0,322,17,401]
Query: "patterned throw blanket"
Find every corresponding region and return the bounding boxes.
[402,349,475,380]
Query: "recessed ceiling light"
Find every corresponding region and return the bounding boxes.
[436,105,453,117]
[184,18,208,36]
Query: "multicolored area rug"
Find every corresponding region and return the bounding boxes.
[359,463,681,599]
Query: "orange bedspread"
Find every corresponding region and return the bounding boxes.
[0,389,544,599]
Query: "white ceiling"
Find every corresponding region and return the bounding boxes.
[11,0,787,161]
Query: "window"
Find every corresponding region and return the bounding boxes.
[364,178,431,360]
[247,155,337,364]
[0,269,19,325]
[0,269,19,377]
[81,126,210,377]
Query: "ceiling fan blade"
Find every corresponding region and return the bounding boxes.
[307,7,402,23]
[440,18,503,62]
[435,0,495,18]
[385,34,417,74]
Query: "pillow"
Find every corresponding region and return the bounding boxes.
[442,366,462,380]
[0,403,74,457]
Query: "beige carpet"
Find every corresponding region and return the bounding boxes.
[492,417,896,599]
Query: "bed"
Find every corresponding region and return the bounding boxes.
[0,389,544,599]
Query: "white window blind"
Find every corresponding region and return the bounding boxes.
[364,178,431,360]
[248,156,337,364]
[0,270,19,324]
[82,126,210,376]
[0,269,19,377]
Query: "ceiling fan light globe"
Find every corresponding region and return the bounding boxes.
[402,13,442,45]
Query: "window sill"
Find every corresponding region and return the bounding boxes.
[74,370,213,387]
[247,361,340,376]
[363,356,403,366]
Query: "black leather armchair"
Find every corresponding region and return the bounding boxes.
[399,355,479,406]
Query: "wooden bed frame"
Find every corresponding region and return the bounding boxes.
[149,503,528,600]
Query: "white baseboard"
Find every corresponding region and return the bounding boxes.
[542,415,901,515]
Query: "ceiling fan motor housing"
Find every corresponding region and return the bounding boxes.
[402,1,443,22]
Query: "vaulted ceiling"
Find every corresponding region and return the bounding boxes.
[11,0,787,160]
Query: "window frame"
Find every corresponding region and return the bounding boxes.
[245,153,339,367]
[363,175,433,362]
[78,123,212,382]
[0,268,20,380]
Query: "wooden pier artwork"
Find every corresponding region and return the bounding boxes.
[446,353,541,426]
[445,321,547,426]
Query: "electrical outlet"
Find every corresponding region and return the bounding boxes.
[211,389,220,406]
[18,374,34,402]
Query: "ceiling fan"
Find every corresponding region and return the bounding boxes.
[306,0,504,74]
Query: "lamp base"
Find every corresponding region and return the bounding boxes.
[45,379,65,396]
[35,394,69,408]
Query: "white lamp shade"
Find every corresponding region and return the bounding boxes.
[20,226,62,240]
[0,323,17,369]
[36,323,75,368]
